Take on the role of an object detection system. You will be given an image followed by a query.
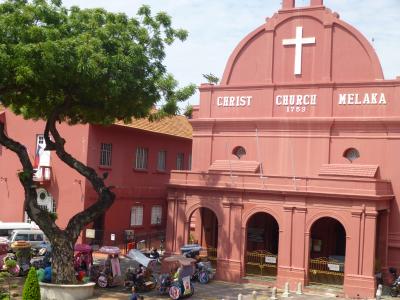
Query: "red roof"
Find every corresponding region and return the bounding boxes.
[319,164,379,178]
[209,160,260,173]
[114,115,192,140]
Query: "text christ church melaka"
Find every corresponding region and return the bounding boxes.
[166,0,399,298]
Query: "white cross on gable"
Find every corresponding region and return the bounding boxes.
[282,26,316,75]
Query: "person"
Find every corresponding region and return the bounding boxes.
[80,259,87,272]
[172,265,182,281]
[44,266,52,283]
[136,264,146,282]
[150,248,159,259]
[104,254,112,273]
[129,286,139,300]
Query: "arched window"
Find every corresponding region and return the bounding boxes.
[232,146,246,159]
[343,148,360,163]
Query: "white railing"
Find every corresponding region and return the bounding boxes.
[33,166,51,183]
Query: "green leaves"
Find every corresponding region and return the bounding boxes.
[22,267,40,300]
[0,0,195,125]
[17,170,33,182]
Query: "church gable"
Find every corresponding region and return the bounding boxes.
[221,0,383,86]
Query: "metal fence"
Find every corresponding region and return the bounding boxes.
[309,257,344,285]
[199,247,218,268]
[245,250,277,277]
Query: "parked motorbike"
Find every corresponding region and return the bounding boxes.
[389,267,400,297]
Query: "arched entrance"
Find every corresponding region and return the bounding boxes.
[309,217,346,285]
[245,212,279,277]
[188,207,218,266]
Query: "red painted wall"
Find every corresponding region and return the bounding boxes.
[84,124,192,245]
[0,111,88,227]
[0,111,192,247]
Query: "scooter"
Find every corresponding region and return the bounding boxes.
[389,267,400,297]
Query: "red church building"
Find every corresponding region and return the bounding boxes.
[0,106,192,247]
[166,0,400,298]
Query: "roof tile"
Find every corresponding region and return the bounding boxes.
[114,115,192,140]
[319,164,379,178]
[209,160,260,173]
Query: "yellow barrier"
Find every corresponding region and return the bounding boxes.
[245,250,277,277]
[199,247,218,268]
[309,257,344,285]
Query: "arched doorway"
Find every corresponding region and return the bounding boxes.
[309,217,346,285]
[245,212,279,277]
[188,207,218,266]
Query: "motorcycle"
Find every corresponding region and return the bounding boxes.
[390,267,400,297]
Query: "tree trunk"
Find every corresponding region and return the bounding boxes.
[50,236,76,284]
[0,112,115,284]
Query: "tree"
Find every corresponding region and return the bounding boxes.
[202,73,219,84]
[22,267,40,300]
[0,0,195,284]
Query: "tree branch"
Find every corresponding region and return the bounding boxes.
[0,121,61,237]
[44,109,115,240]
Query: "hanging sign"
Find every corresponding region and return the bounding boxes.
[265,256,277,264]
[327,263,341,272]
[86,229,95,239]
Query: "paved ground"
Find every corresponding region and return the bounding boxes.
[76,253,397,299]
[90,280,343,300]
[2,252,396,300]
[90,254,348,300]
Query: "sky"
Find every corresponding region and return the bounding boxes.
[61,0,400,108]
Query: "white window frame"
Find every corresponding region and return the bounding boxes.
[100,143,112,166]
[188,154,192,170]
[130,206,143,226]
[151,205,162,225]
[157,150,167,171]
[135,147,148,170]
[176,153,184,170]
